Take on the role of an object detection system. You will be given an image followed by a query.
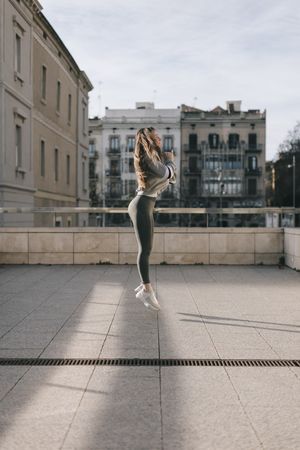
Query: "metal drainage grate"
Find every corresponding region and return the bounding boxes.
[0,358,299,367]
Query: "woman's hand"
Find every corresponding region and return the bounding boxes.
[163,151,174,161]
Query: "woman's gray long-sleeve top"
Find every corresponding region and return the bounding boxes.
[136,155,176,198]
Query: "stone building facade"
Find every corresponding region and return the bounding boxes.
[0,0,93,226]
[180,101,266,225]
[88,117,103,225]
[89,102,181,225]
[32,8,93,226]
[0,0,39,225]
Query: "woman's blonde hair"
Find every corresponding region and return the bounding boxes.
[134,127,163,189]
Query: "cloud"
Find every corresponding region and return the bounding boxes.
[41,0,300,159]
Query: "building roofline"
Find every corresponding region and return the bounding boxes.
[34,11,93,90]
[80,71,93,91]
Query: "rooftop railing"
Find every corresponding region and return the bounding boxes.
[0,207,299,228]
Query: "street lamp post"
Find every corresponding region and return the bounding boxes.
[292,153,296,209]
[288,152,296,226]
[288,154,296,208]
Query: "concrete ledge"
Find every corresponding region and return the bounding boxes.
[0,252,29,264]
[209,253,254,265]
[28,253,74,264]
[0,233,28,252]
[74,253,119,265]
[284,228,300,270]
[0,227,286,265]
[29,233,73,253]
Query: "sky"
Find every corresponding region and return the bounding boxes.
[41,0,300,161]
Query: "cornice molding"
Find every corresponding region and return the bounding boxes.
[23,0,43,15]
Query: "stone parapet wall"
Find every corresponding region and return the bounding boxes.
[0,228,284,265]
[284,228,300,270]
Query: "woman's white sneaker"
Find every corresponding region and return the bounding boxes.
[134,283,143,293]
[136,288,161,311]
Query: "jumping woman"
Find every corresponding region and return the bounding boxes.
[128,127,176,311]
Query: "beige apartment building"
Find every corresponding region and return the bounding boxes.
[0,0,93,227]
[0,0,38,226]
[32,7,93,226]
[181,101,266,225]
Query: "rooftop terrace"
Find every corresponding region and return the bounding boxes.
[0,264,299,449]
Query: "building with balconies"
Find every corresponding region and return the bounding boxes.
[88,117,102,215]
[91,102,181,224]
[180,101,266,217]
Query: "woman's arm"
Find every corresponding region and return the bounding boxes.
[145,155,176,180]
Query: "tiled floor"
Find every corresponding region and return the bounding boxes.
[0,264,300,449]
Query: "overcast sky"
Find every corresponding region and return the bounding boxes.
[41,0,300,160]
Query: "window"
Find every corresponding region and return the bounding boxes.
[41,65,47,100]
[204,155,221,170]
[129,180,136,195]
[188,179,197,195]
[15,34,21,73]
[228,133,239,149]
[89,159,96,179]
[129,158,135,173]
[248,133,257,150]
[204,181,219,194]
[189,156,197,171]
[110,181,121,196]
[208,133,219,149]
[66,155,70,184]
[226,181,242,194]
[54,148,59,181]
[82,106,86,134]
[89,140,95,156]
[248,178,257,195]
[68,94,72,123]
[248,156,257,170]
[189,134,197,150]
[15,125,22,167]
[56,81,61,112]
[82,161,86,190]
[123,180,128,195]
[40,140,45,176]
[224,154,242,169]
[163,136,173,151]
[127,137,135,151]
[110,136,120,151]
[110,160,120,175]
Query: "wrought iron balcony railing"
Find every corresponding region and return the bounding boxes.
[245,167,262,176]
[106,147,121,156]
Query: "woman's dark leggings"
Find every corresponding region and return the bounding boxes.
[128,195,156,284]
